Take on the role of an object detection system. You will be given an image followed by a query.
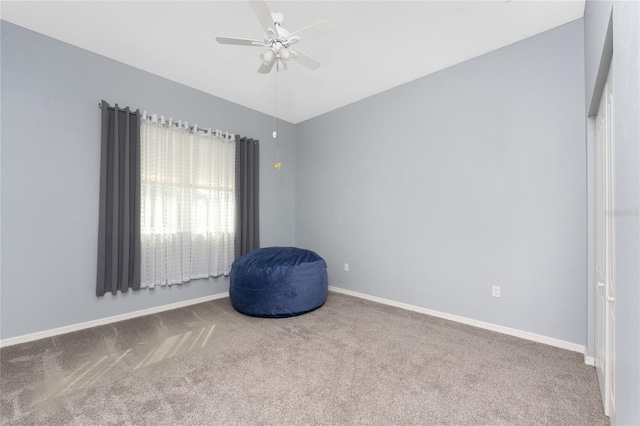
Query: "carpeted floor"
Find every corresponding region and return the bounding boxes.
[1,292,608,425]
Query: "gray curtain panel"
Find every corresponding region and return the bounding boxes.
[235,136,260,258]
[96,101,141,296]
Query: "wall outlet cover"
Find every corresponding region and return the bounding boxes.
[492,286,501,297]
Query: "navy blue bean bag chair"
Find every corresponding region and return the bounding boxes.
[229,247,328,318]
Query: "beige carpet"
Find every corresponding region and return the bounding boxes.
[1,292,607,425]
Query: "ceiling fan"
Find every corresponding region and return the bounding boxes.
[216,0,332,74]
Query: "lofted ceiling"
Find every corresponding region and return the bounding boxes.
[1,1,584,124]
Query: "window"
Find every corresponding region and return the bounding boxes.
[140,114,235,287]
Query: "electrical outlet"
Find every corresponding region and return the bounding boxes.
[344,263,349,272]
[492,286,501,298]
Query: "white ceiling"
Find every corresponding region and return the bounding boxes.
[1,1,584,124]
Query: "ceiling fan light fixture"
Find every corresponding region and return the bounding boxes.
[260,49,275,65]
[279,47,291,61]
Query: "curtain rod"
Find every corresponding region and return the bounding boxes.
[143,112,234,140]
[99,101,234,140]
[98,101,138,112]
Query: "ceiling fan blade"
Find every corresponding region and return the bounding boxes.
[249,0,276,37]
[288,20,332,42]
[258,57,276,74]
[216,36,264,46]
[291,50,321,70]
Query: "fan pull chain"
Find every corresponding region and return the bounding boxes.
[273,69,281,169]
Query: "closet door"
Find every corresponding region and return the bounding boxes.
[595,65,615,420]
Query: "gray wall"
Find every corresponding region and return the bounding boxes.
[296,20,586,345]
[0,21,296,340]
[584,1,640,424]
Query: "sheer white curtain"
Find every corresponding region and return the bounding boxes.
[140,113,235,288]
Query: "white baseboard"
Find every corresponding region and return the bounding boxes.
[328,286,587,356]
[3,287,592,366]
[584,354,595,366]
[0,292,229,348]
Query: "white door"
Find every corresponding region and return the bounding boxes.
[595,66,615,420]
